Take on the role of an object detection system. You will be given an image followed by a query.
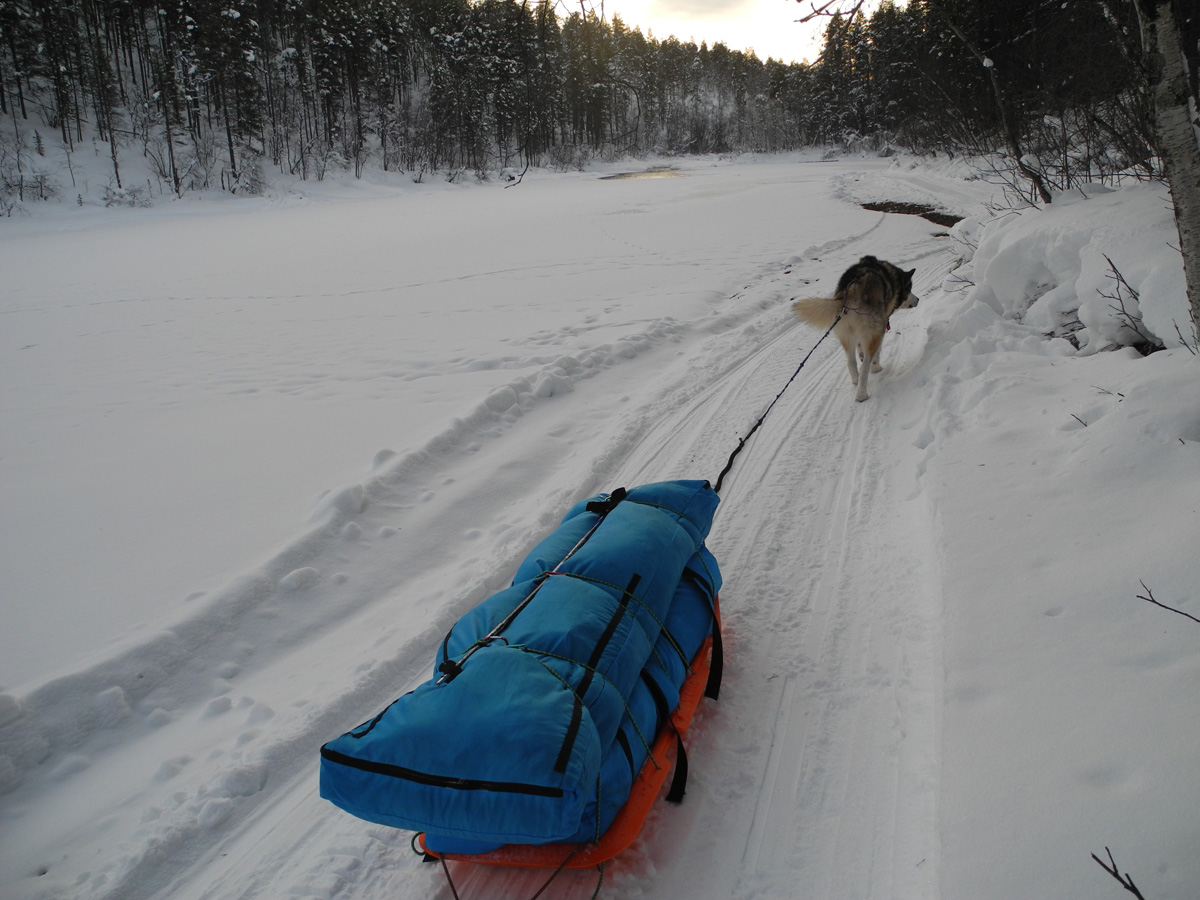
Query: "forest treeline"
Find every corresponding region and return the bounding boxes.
[0,0,1196,200]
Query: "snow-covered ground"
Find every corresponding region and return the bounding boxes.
[1,153,1197,900]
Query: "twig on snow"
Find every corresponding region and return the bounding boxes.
[1137,581,1200,625]
[944,271,975,294]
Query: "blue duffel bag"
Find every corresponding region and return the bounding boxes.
[319,480,721,849]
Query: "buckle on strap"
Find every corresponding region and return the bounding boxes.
[585,486,628,515]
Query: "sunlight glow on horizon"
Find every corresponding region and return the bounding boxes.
[597,0,829,65]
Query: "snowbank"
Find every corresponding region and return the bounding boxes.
[951,182,1189,352]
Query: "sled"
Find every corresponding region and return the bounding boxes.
[320,481,724,900]
[417,599,719,871]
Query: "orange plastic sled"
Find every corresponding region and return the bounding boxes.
[418,600,720,871]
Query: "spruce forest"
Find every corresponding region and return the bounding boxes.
[0,0,1196,202]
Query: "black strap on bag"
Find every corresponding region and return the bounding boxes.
[585,486,627,515]
[665,728,689,804]
[705,614,723,701]
[437,488,629,683]
[680,567,724,701]
[642,672,690,803]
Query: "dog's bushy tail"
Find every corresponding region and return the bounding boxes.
[792,296,842,329]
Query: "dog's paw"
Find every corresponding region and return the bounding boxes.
[871,363,883,373]
[855,391,870,402]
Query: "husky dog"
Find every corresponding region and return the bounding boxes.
[793,256,918,402]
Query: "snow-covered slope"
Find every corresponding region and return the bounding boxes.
[1,155,1196,900]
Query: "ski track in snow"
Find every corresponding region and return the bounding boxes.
[614,233,957,900]
[0,167,977,900]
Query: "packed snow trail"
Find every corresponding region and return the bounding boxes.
[180,215,950,900]
[5,155,1198,900]
[608,230,954,900]
[0,164,959,900]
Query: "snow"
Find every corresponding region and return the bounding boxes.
[1,152,1198,900]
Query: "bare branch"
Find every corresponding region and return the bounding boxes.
[795,1,864,26]
[555,1,604,20]
[1172,320,1198,354]
[504,159,531,189]
[1137,581,1200,625]
[1100,255,1164,351]
[943,272,975,295]
[932,8,1053,204]
[1091,847,1148,900]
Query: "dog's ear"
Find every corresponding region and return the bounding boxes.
[905,268,915,278]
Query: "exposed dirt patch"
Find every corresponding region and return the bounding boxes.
[601,166,683,180]
[861,201,963,228]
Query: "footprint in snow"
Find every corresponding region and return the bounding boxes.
[198,798,234,829]
[217,662,240,679]
[372,448,397,470]
[50,754,92,780]
[94,686,133,728]
[0,692,22,726]
[204,697,233,717]
[316,483,366,517]
[245,703,275,725]
[219,763,268,797]
[155,755,192,781]
[279,567,319,592]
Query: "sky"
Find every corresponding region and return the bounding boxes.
[596,0,836,64]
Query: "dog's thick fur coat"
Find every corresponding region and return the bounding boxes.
[793,256,918,402]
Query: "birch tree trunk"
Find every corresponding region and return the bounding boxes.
[1139,1,1200,340]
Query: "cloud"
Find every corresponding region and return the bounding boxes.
[649,0,753,19]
